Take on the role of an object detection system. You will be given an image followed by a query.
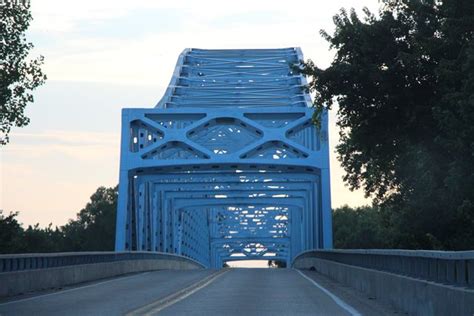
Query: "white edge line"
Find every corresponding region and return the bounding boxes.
[295,269,362,316]
[0,272,151,306]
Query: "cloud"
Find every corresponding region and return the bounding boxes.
[1,130,120,226]
[3,130,118,162]
[30,0,182,33]
[28,0,381,84]
[4,0,379,226]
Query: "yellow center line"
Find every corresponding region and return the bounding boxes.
[126,269,229,316]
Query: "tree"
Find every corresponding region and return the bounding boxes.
[332,205,391,249]
[0,1,46,145]
[0,210,24,253]
[301,0,474,249]
[61,186,117,251]
[22,223,64,253]
[0,186,117,254]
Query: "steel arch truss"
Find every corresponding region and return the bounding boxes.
[115,48,332,268]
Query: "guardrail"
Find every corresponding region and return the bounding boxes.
[0,251,205,297]
[293,249,474,288]
[292,249,474,316]
[0,251,204,273]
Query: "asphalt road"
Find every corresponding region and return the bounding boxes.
[155,269,356,316]
[0,269,360,316]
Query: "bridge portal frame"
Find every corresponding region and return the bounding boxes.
[115,48,332,268]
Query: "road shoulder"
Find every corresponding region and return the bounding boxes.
[298,269,405,316]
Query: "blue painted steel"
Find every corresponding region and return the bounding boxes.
[115,48,332,268]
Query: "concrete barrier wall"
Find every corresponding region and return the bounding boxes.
[293,257,474,316]
[0,257,203,297]
[293,249,474,287]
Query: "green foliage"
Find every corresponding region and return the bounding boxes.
[333,205,391,249]
[0,2,46,145]
[0,211,25,253]
[22,224,64,253]
[62,186,117,251]
[0,186,117,254]
[301,0,474,250]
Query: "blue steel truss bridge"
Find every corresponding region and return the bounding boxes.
[115,48,332,268]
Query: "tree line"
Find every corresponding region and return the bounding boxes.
[0,186,117,253]
[0,186,466,254]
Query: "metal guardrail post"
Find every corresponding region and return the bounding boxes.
[437,259,447,283]
[428,258,436,281]
[468,259,474,288]
[455,260,466,286]
[446,260,456,283]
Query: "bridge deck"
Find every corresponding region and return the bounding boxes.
[0,269,396,315]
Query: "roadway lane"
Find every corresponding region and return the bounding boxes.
[154,269,357,316]
[0,269,360,315]
[0,269,216,316]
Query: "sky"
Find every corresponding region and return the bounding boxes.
[1,0,381,227]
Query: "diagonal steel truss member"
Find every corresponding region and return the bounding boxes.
[115,48,332,268]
